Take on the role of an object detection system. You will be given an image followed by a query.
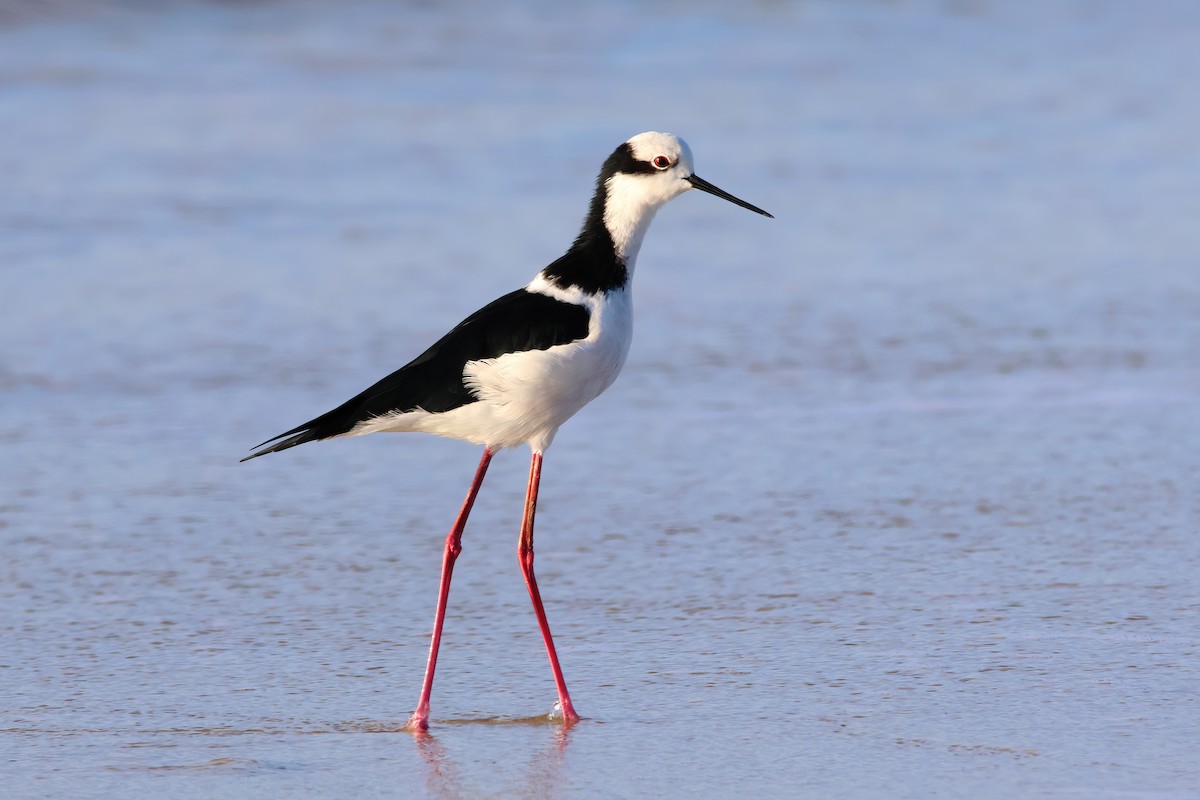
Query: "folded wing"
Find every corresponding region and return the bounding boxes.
[242,288,590,461]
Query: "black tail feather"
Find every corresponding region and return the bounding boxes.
[240,427,323,462]
[240,393,373,463]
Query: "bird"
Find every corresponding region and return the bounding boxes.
[241,131,772,731]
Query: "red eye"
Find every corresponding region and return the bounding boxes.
[652,155,670,170]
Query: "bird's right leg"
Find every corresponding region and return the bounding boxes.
[406,447,494,732]
[516,450,580,724]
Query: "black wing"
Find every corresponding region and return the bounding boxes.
[241,288,590,461]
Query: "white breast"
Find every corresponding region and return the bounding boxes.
[457,282,633,452]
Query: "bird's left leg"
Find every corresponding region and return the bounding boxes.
[517,450,581,724]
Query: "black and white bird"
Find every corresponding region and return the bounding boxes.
[242,131,772,731]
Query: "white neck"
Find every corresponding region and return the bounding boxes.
[602,173,666,271]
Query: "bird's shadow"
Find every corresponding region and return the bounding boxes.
[412,719,576,799]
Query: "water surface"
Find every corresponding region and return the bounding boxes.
[3,1,1198,798]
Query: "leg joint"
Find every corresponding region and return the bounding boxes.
[517,544,534,573]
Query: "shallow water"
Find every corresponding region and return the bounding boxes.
[3,1,1199,798]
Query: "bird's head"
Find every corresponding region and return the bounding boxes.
[603,131,774,219]
[574,131,773,268]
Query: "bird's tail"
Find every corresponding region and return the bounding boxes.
[240,426,324,462]
[240,395,369,462]
[240,362,412,463]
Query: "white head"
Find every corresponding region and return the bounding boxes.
[620,131,698,207]
[597,131,773,265]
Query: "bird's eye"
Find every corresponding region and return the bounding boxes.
[652,155,670,170]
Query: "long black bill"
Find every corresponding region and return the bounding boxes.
[687,174,773,218]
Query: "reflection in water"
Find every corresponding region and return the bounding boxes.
[414,734,465,800]
[414,723,573,800]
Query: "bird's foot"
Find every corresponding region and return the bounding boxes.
[403,712,430,734]
[548,699,581,725]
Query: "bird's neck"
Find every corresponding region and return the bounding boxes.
[599,174,662,269]
[541,176,659,295]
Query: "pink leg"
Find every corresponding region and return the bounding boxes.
[406,447,494,732]
[517,451,581,724]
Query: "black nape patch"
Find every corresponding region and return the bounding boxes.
[242,290,590,459]
[542,142,653,294]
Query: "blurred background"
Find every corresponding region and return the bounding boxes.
[2,1,1198,798]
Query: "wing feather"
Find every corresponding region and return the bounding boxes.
[241,288,590,461]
